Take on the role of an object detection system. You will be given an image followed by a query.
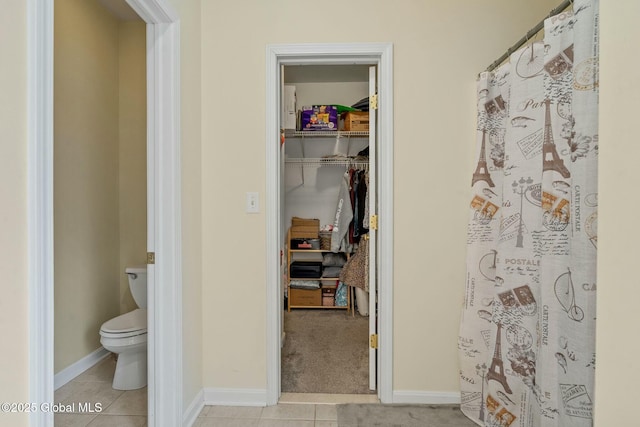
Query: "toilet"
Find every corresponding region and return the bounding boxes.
[99,266,148,390]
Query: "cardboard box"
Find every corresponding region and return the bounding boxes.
[300,105,338,131]
[289,288,322,306]
[291,227,319,239]
[292,217,320,227]
[291,217,319,238]
[341,111,369,131]
[322,288,336,306]
[282,85,297,130]
[284,112,297,131]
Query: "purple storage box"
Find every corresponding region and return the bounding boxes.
[300,105,338,131]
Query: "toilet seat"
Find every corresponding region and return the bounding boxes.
[100,308,147,338]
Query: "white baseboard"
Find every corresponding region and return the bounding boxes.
[392,390,461,405]
[203,388,267,407]
[54,347,110,390]
[183,389,205,427]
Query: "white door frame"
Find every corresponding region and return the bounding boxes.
[265,43,394,405]
[27,0,183,426]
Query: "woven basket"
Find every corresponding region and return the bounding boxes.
[319,231,332,250]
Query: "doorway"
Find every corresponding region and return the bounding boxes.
[28,0,182,426]
[265,43,395,405]
[53,0,147,422]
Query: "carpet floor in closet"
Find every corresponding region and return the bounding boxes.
[281,308,374,395]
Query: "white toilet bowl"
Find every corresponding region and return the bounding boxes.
[100,308,148,390]
[100,266,148,390]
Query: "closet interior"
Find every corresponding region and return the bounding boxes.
[280,64,376,394]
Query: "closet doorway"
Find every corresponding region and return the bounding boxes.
[265,43,394,405]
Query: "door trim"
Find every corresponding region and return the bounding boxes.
[265,43,394,405]
[27,0,182,425]
[27,2,54,422]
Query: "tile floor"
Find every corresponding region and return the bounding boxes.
[54,357,378,427]
[195,403,337,427]
[194,393,378,427]
[54,356,147,426]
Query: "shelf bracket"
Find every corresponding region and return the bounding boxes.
[300,133,306,158]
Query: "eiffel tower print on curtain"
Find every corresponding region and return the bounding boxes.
[472,129,495,187]
[542,99,570,178]
[486,322,513,394]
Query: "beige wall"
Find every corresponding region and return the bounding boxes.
[0,0,28,425]
[2,0,637,425]
[54,0,121,373]
[199,0,559,392]
[595,0,640,424]
[54,1,147,373]
[119,21,148,313]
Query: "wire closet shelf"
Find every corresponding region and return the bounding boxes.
[285,157,369,169]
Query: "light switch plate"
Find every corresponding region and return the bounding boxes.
[246,192,259,213]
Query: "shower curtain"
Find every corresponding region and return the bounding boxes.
[459,1,598,426]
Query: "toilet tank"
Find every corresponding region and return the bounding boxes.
[126,266,147,308]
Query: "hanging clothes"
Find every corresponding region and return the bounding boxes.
[355,170,369,237]
[347,168,370,244]
[348,169,358,244]
[362,172,370,233]
[339,237,369,291]
[331,171,354,253]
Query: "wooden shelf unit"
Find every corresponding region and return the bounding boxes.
[286,228,350,312]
